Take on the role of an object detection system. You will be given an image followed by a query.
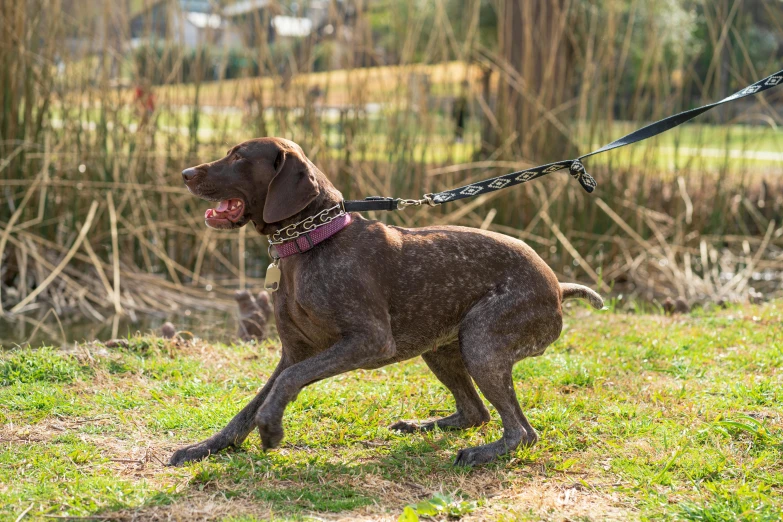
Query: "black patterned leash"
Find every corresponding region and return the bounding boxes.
[344,67,783,212]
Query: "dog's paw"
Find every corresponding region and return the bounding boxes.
[453,446,498,467]
[168,443,214,466]
[257,419,284,450]
[389,420,421,433]
[521,427,539,447]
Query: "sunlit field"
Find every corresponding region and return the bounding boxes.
[2,301,782,520]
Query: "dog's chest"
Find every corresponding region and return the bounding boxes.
[274,290,339,354]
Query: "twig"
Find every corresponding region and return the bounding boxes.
[44,515,130,520]
[426,160,532,176]
[14,503,34,522]
[489,224,553,246]
[4,309,61,343]
[614,197,674,224]
[0,143,32,174]
[24,307,67,347]
[191,227,212,287]
[10,201,99,314]
[540,211,606,291]
[524,181,567,236]
[133,192,181,286]
[12,228,237,300]
[719,220,775,297]
[116,215,197,281]
[109,458,144,464]
[0,170,44,314]
[81,240,115,302]
[642,214,686,297]
[697,240,712,295]
[677,177,693,225]
[595,198,656,253]
[434,192,502,226]
[479,208,497,230]
[106,192,122,315]
[4,235,104,305]
[742,198,771,232]
[239,224,247,289]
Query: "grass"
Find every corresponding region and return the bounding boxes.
[1,301,782,521]
[43,104,783,190]
[134,61,478,108]
[48,90,783,175]
[51,55,783,173]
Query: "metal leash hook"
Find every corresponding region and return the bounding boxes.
[397,193,439,210]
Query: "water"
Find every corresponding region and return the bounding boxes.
[0,309,237,348]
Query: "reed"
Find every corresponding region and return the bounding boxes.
[1,0,782,326]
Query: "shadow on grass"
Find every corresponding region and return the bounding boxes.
[97,436,490,520]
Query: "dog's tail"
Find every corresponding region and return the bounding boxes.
[560,283,604,310]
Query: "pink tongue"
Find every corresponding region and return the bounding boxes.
[216,200,230,212]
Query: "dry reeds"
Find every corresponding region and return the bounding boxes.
[1,0,782,333]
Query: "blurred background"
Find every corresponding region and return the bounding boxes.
[1,0,782,345]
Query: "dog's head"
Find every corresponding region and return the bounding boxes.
[182,137,327,233]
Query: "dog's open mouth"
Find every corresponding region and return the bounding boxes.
[204,199,245,229]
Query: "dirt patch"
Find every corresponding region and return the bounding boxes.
[474,481,636,521]
[0,413,115,444]
[105,474,636,522]
[110,495,274,522]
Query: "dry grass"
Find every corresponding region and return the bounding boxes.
[1,0,783,330]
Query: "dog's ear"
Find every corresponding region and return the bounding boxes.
[263,149,320,223]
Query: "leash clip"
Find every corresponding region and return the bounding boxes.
[397,193,439,210]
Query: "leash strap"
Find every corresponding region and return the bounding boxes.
[344,68,783,210]
[343,197,401,212]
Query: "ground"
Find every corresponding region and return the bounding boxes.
[1,301,782,521]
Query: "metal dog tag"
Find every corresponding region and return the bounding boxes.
[264,261,281,292]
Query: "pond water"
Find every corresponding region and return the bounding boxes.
[0,309,238,348]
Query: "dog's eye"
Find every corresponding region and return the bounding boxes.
[231,150,246,163]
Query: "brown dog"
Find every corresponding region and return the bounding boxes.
[173,137,603,467]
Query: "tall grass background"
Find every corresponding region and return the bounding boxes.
[1,0,782,340]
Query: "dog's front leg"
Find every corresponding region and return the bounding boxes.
[255,331,395,450]
[168,356,291,466]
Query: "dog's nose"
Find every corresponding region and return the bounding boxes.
[181,168,197,182]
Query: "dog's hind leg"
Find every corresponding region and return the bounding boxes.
[168,356,292,466]
[390,342,489,433]
[452,285,561,466]
[453,358,536,466]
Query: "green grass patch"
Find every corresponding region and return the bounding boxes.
[0,347,91,385]
[253,484,373,513]
[1,303,782,520]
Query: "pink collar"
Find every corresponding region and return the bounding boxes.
[271,213,352,258]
